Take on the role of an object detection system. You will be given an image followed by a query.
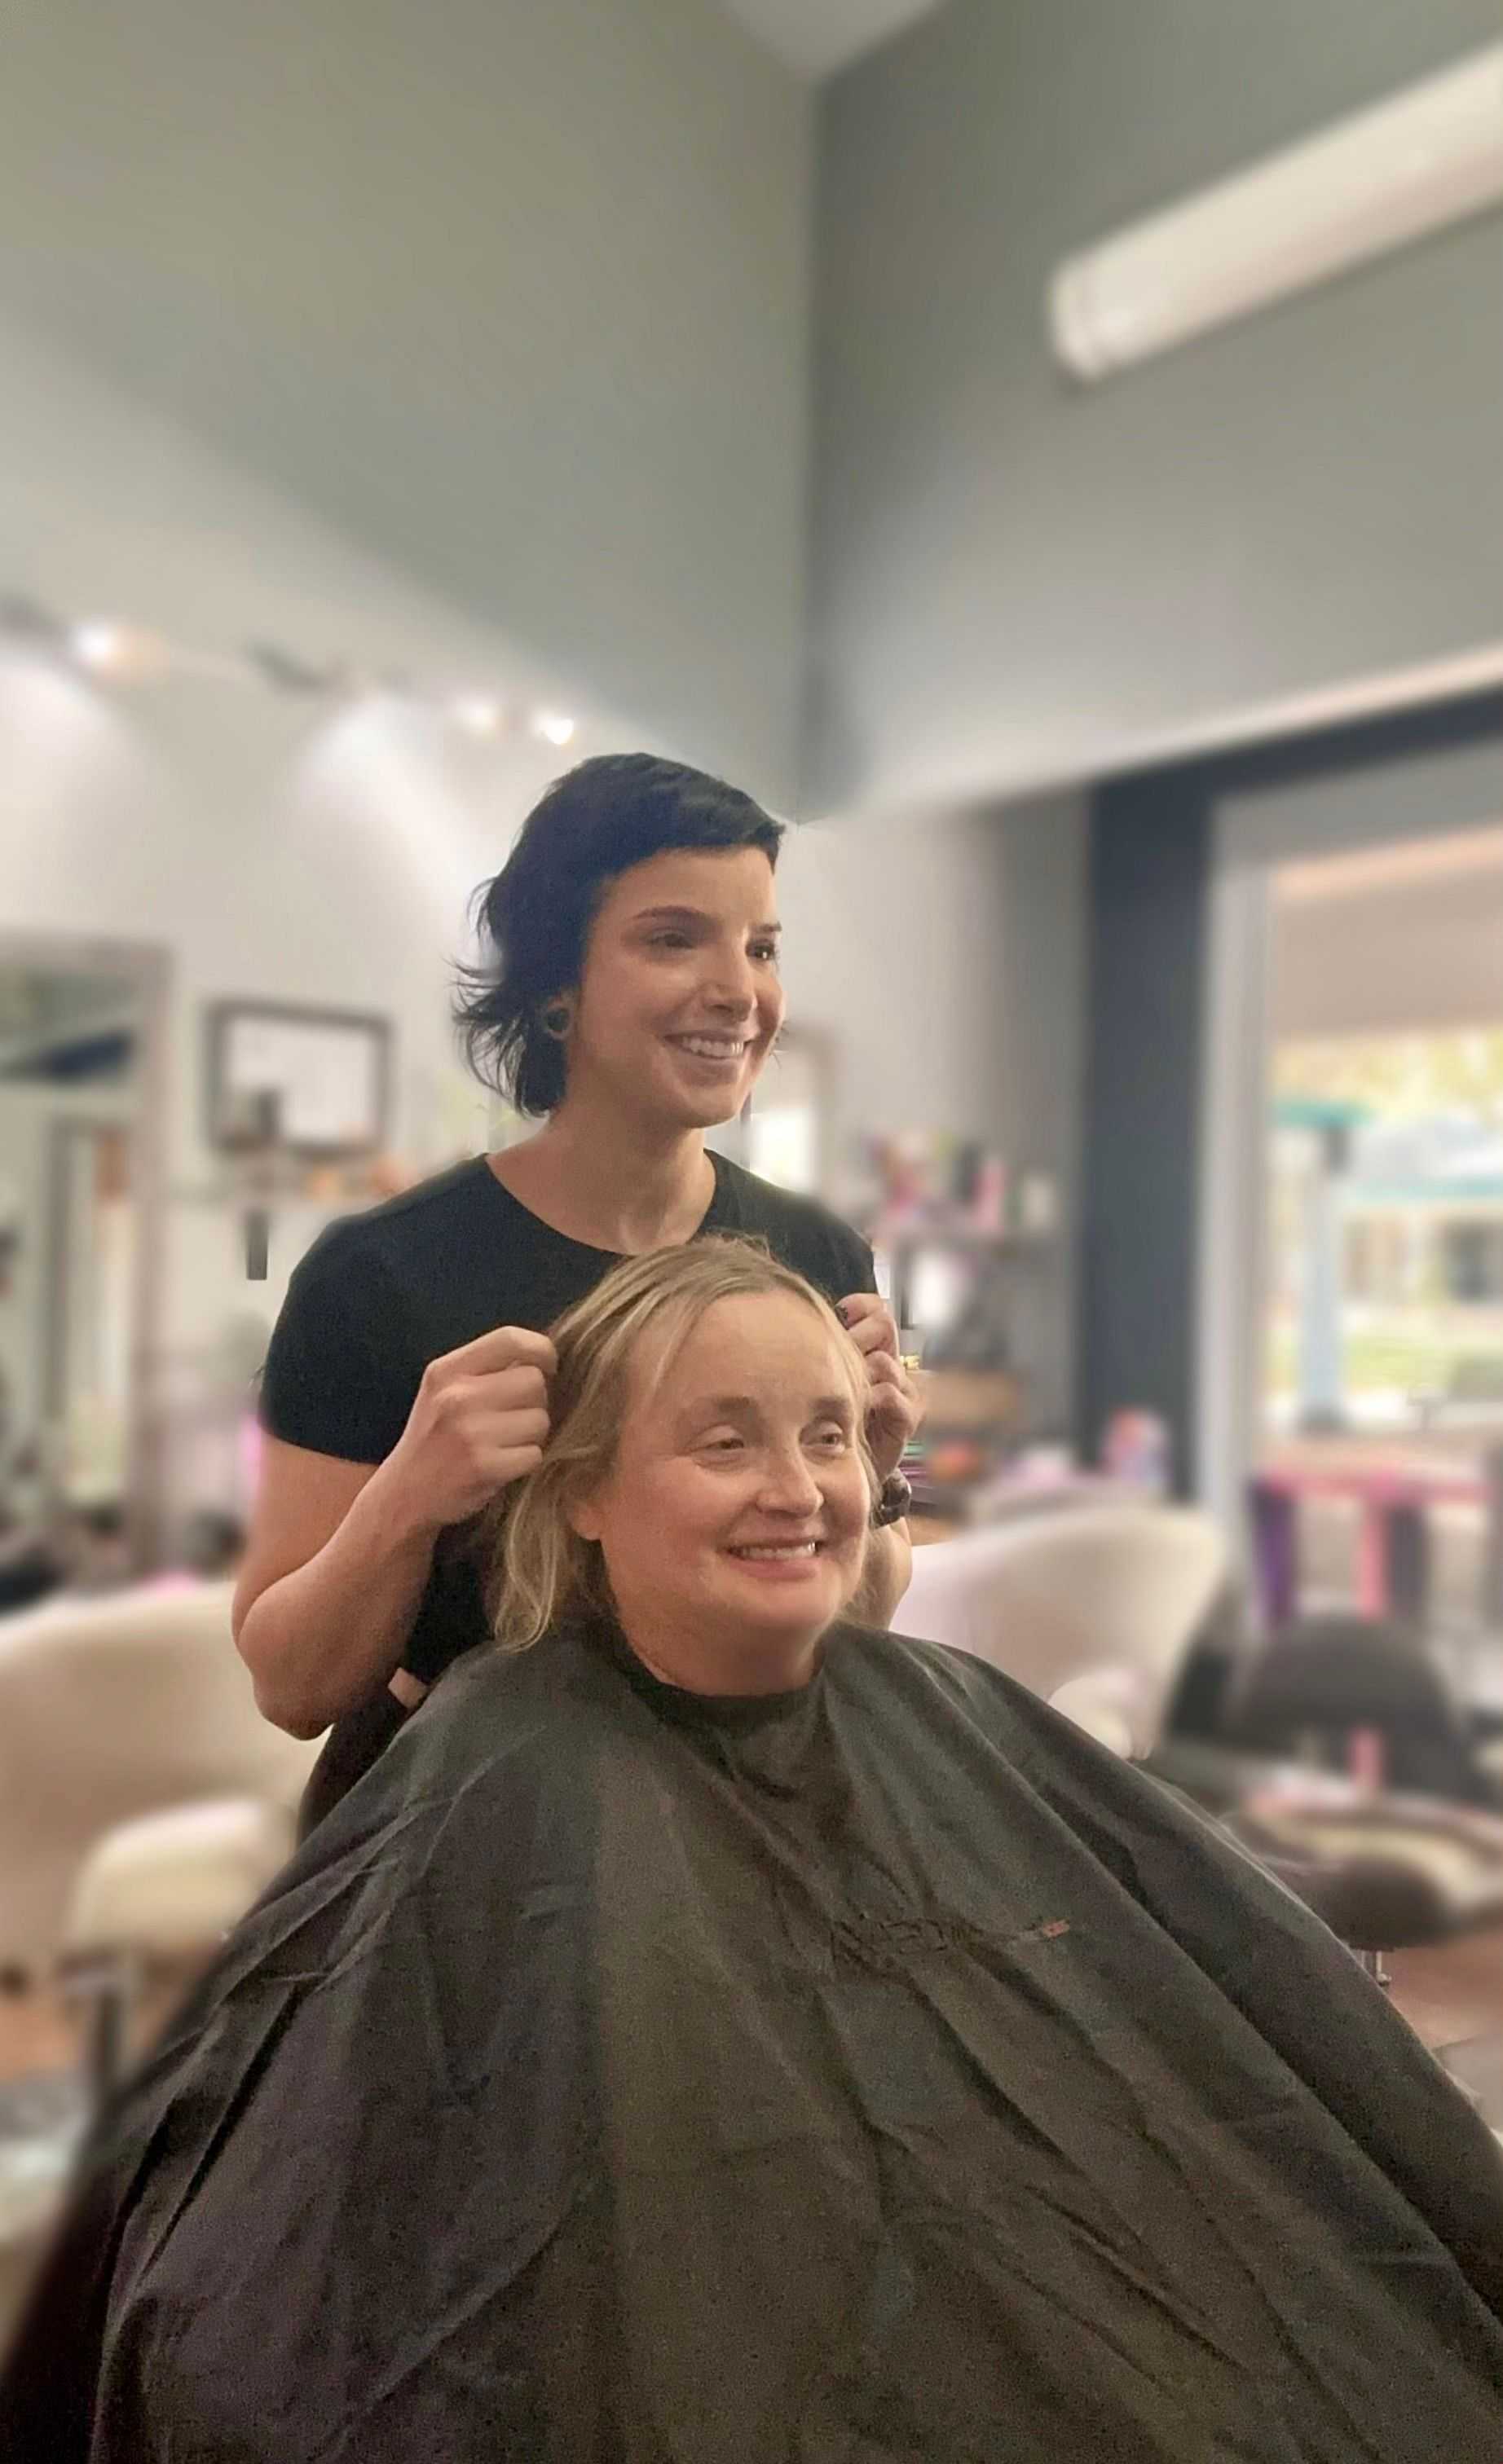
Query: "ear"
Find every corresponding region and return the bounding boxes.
[566,1491,603,1544]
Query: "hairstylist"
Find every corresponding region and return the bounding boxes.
[233,754,921,1830]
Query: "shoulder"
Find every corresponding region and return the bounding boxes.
[825,1619,1110,1780]
[285,1157,498,1304]
[350,1626,639,1826]
[261,1164,504,1455]
[711,1159,875,1301]
[827,1620,1025,1722]
[302,1157,495,1265]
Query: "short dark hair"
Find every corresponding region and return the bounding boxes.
[455,752,783,1115]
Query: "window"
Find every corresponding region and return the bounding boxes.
[1442,1222,1503,1305]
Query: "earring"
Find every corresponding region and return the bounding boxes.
[540,1000,572,1041]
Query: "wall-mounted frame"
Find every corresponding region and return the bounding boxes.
[205,1000,392,1158]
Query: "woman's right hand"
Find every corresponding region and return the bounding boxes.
[377,1326,557,1534]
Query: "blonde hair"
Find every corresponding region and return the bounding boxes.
[485,1235,875,1652]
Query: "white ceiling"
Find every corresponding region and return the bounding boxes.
[716,0,942,80]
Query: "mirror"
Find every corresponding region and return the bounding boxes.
[0,935,168,1572]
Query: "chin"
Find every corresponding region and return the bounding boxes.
[645,1075,749,1133]
[720,1576,851,1635]
[691,1090,749,1130]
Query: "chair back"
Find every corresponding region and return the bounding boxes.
[0,1581,319,1977]
[897,1506,1228,1758]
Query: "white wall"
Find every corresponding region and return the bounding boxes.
[0,627,569,1376]
[0,0,811,804]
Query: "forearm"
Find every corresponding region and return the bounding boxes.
[851,1521,913,1630]
[236,1468,441,1737]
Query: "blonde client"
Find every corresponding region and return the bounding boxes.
[7,1239,1503,2460]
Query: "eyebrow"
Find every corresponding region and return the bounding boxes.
[632,905,781,934]
[681,1393,854,1425]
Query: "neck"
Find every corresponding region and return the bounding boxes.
[493,1097,715,1253]
[618,1608,825,1698]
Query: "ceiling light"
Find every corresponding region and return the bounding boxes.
[450,693,505,738]
[1050,40,1503,381]
[532,710,575,747]
[71,621,167,681]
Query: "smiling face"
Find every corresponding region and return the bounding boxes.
[563,847,785,1132]
[569,1291,871,1693]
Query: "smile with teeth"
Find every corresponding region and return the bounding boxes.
[728,1540,822,1560]
[670,1033,750,1060]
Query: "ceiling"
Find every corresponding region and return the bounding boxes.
[1275,825,1503,906]
[1271,827,1503,1043]
[715,0,943,80]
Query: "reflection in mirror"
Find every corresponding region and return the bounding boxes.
[0,943,165,1591]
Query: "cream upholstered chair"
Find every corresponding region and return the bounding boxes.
[0,1583,321,2310]
[896,1507,1228,1761]
[0,1580,318,1987]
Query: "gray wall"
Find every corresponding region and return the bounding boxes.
[809,0,1503,813]
[0,0,811,802]
[777,792,1086,1430]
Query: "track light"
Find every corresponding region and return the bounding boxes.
[7,592,581,746]
[70,621,169,682]
[244,641,350,697]
[449,693,505,738]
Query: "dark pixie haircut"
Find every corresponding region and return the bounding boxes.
[455,752,783,1116]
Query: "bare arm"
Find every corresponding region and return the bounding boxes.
[232,1440,441,1738]
[836,1291,921,1632]
[234,1324,556,1740]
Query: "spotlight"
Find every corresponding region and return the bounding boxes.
[71,621,166,681]
[532,710,575,747]
[71,621,125,671]
[450,693,505,738]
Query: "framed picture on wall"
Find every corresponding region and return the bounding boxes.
[205,1001,392,1158]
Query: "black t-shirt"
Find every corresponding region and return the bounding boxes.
[259,1151,876,1688]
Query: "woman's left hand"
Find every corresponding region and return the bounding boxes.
[840,1294,924,1484]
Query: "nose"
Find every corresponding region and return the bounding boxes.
[756,1446,822,1519]
[701,941,758,1018]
